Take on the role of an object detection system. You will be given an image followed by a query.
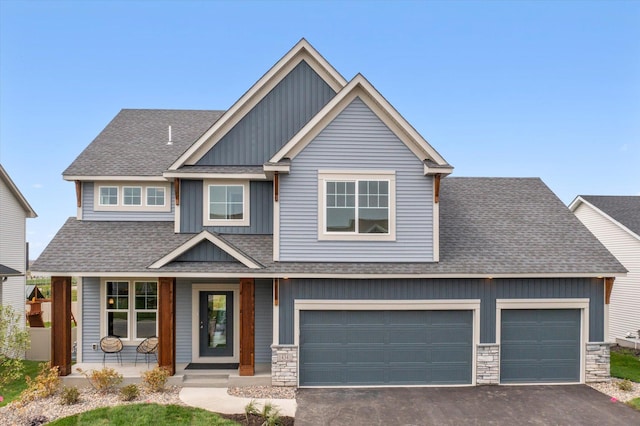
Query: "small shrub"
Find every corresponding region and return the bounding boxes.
[17,363,60,407]
[261,402,282,426]
[27,415,49,426]
[59,386,80,405]
[0,305,30,388]
[245,399,260,422]
[141,366,171,393]
[618,379,634,392]
[120,383,140,401]
[77,367,123,393]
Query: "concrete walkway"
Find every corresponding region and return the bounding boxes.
[179,387,297,417]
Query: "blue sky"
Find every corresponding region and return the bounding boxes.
[1,0,639,259]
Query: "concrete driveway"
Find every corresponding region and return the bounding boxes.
[296,385,640,425]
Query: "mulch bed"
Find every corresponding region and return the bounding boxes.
[219,413,295,425]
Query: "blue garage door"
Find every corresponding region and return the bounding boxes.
[501,309,581,383]
[299,310,473,387]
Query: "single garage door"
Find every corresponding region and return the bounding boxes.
[501,309,581,384]
[299,310,473,386]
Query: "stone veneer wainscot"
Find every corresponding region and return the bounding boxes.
[271,345,298,387]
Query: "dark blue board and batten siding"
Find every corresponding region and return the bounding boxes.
[180,180,273,234]
[196,60,336,166]
[279,97,434,262]
[279,278,604,345]
[82,182,175,221]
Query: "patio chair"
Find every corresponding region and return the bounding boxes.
[100,335,123,365]
[135,336,158,366]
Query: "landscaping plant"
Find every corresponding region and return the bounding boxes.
[76,367,123,393]
[120,383,140,401]
[59,386,80,405]
[141,366,171,392]
[0,305,30,388]
[17,363,60,407]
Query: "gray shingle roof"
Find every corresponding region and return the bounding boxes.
[580,195,640,237]
[0,263,22,277]
[32,178,626,276]
[63,110,224,177]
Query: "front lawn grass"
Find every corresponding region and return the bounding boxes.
[628,398,640,411]
[47,403,239,426]
[0,360,42,407]
[611,348,640,382]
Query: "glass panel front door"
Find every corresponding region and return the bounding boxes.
[199,291,233,357]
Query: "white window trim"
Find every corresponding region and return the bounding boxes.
[145,186,167,208]
[94,182,171,212]
[203,180,250,227]
[122,186,143,206]
[98,185,119,207]
[317,170,396,241]
[100,278,159,345]
[495,298,589,385]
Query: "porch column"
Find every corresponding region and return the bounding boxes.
[51,276,72,376]
[158,277,176,375]
[239,278,255,376]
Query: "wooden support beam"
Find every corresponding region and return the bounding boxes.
[274,172,279,202]
[274,278,279,306]
[239,278,255,376]
[51,276,72,376]
[434,174,441,204]
[605,277,615,305]
[174,179,180,206]
[75,181,82,208]
[158,277,176,375]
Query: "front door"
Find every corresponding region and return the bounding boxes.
[199,291,234,357]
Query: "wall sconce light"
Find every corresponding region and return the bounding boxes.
[108,298,114,305]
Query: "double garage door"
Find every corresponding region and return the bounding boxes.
[298,307,582,387]
[299,310,474,387]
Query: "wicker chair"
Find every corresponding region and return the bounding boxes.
[100,336,123,365]
[135,336,158,366]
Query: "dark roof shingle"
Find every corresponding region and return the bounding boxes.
[63,109,224,177]
[580,195,640,237]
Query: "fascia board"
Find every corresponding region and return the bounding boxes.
[572,197,640,242]
[270,74,449,166]
[168,40,347,171]
[0,164,37,217]
[162,172,267,180]
[64,175,168,182]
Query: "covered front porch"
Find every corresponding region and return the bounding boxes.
[49,276,270,380]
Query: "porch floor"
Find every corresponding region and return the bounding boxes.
[63,363,272,388]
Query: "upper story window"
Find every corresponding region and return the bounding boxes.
[319,171,396,241]
[123,187,142,206]
[203,180,250,227]
[99,186,118,206]
[93,182,171,212]
[146,187,165,206]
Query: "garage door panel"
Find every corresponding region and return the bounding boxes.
[300,309,473,386]
[501,309,580,384]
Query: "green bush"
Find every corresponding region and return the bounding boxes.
[141,366,171,393]
[0,305,30,388]
[77,367,123,393]
[59,386,80,405]
[120,384,140,401]
[618,379,634,391]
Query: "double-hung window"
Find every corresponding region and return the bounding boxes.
[319,171,396,241]
[203,181,250,226]
[104,280,158,341]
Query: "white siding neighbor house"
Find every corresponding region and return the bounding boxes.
[570,196,640,342]
[0,164,37,328]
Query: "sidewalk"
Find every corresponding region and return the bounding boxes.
[179,387,297,417]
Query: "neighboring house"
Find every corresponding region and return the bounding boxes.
[32,40,625,387]
[0,164,37,329]
[570,196,640,342]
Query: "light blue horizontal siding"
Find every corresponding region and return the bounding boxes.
[82,182,175,221]
[279,97,433,262]
[196,60,335,166]
[279,278,604,345]
[180,180,273,234]
[81,277,102,362]
[176,279,192,363]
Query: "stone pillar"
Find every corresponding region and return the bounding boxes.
[585,342,610,383]
[476,343,500,385]
[271,344,297,387]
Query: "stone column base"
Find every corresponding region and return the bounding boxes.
[271,345,297,387]
[477,344,500,385]
[585,342,610,383]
